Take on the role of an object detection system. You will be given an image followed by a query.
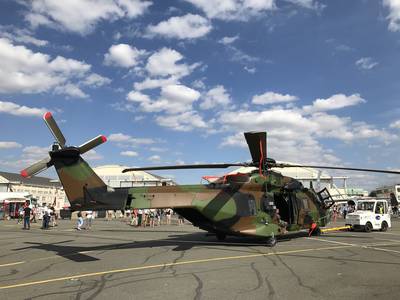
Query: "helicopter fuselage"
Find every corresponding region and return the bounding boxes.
[127,171,332,238]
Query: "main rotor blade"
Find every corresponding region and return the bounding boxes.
[43,112,66,147]
[271,163,400,175]
[78,135,107,154]
[123,163,251,173]
[21,156,52,178]
[244,132,266,165]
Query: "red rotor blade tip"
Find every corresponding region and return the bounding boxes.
[20,169,28,178]
[43,111,52,120]
[101,135,107,143]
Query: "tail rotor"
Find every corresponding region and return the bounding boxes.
[21,112,107,178]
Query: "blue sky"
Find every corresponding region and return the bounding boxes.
[1,0,400,190]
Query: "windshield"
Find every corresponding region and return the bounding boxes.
[357,201,374,211]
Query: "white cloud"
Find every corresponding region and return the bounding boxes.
[303,93,365,114]
[104,44,146,68]
[129,84,201,114]
[227,45,260,64]
[0,141,22,149]
[146,14,212,39]
[0,100,48,117]
[132,48,200,91]
[219,109,315,133]
[244,66,256,73]
[355,57,378,70]
[149,147,168,152]
[82,149,103,161]
[390,120,400,129]
[0,38,106,97]
[218,104,396,163]
[184,0,276,21]
[54,83,88,98]
[162,84,201,105]
[22,146,49,159]
[0,26,48,47]
[82,73,112,87]
[25,0,152,35]
[108,133,155,146]
[120,150,139,157]
[252,91,298,105]
[148,155,161,162]
[384,0,400,32]
[145,47,196,78]
[219,35,239,45]
[127,90,152,103]
[200,85,231,109]
[155,111,207,131]
[134,76,181,91]
[284,0,325,11]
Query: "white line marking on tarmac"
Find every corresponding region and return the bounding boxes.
[362,246,400,255]
[0,244,352,290]
[309,237,400,255]
[307,238,355,246]
[0,261,25,268]
[0,238,274,268]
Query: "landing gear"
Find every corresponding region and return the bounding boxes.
[216,232,226,241]
[311,227,321,236]
[266,236,277,247]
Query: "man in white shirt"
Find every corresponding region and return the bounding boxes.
[85,210,93,229]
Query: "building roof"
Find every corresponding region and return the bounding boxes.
[230,164,348,180]
[0,171,61,187]
[93,165,173,182]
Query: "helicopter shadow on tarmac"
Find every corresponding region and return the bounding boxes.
[12,231,309,263]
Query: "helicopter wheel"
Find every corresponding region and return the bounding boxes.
[266,236,277,247]
[216,232,226,241]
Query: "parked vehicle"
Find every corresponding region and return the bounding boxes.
[346,199,391,232]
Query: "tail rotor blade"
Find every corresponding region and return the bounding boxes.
[244,132,266,174]
[43,112,66,147]
[244,132,266,164]
[21,157,52,178]
[78,135,107,154]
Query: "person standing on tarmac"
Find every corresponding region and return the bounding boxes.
[85,210,93,230]
[23,201,32,230]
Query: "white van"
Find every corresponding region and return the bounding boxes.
[345,199,391,232]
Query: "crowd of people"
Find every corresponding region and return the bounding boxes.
[105,208,183,227]
[17,201,58,230]
[17,204,184,231]
[128,208,183,227]
[331,203,356,223]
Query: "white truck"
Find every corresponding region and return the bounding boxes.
[345,199,391,232]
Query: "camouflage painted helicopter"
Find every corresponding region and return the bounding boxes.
[21,112,400,246]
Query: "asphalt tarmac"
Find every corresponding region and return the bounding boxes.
[1,217,400,300]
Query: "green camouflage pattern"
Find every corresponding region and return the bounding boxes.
[50,147,330,238]
[127,171,331,238]
[23,113,335,241]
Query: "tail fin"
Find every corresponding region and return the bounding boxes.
[21,112,128,211]
[51,148,128,210]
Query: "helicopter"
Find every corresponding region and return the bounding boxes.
[21,112,400,246]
